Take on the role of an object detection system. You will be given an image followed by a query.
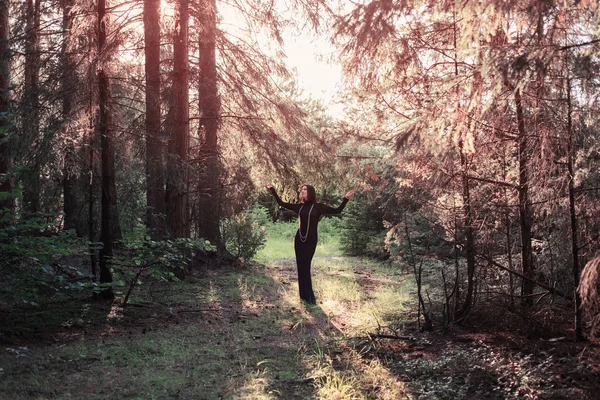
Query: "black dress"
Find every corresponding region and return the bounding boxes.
[269,188,349,304]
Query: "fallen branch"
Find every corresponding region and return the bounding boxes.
[367,333,414,341]
[477,253,572,301]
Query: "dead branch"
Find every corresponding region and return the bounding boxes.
[477,253,572,301]
[367,333,414,341]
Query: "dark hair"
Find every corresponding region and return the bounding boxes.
[301,184,317,204]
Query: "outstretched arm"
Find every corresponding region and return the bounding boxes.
[318,190,355,215]
[265,184,301,212]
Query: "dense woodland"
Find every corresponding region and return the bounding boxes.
[1,0,600,356]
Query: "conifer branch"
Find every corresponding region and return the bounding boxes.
[560,38,600,50]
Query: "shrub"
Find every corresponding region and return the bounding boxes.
[221,205,267,260]
[114,225,207,306]
[0,209,89,306]
[339,193,388,258]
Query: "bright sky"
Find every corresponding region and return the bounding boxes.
[219,0,346,117]
[282,29,344,112]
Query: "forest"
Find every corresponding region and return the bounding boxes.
[1,0,600,398]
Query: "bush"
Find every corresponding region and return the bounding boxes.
[0,209,90,305]
[339,193,388,258]
[221,205,267,260]
[114,225,207,306]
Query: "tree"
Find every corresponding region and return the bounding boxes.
[166,0,190,238]
[330,0,600,329]
[195,0,221,247]
[21,0,41,213]
[61,0,81,234]
[144,0,166,239]
[98,0,115,299]
[0,0,11,213]
[565,63,583,339]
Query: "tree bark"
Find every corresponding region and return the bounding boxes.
[144,0,166,239]
[98,0,114,299]
[452,8,476,321]
[0,0,12,213]
[455,144,476,320]
[514,89,534,306]
[166,0,190,238]
[196,0,221,246]
[22,0,41,214]
[565,70,583,340]
[61,0,81,234]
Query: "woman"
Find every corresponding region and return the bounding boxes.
[266,183,355,304]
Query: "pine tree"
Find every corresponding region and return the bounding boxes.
[144,0,166,239]
[98,0,115,299]
[166,0,190,238]
[0,0,11,213]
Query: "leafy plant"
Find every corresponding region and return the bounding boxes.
[114,224,207,306]
[221,205,267,260]
[0,208,90,305]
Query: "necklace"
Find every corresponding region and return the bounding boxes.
[298,203,314,243]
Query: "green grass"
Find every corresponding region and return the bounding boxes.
[255,220,344,262]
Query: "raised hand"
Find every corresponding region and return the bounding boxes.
[265,183,274,191]
[344,190,355,199]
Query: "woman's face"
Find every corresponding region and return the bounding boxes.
[300,186,308,202]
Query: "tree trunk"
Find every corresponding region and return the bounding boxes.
[166,0,190,238]
[98,0,114,299]
[88,96,97,280]
[455,144,476,320]
[196,0,221,246]
[514,89,534,306]
[502,148,515,306]
[61,0,81,234]
[565,71,583,340]
[452,9,476,321]
[0,0,12,213]
[22,0,41,214]
[144,0,166,239]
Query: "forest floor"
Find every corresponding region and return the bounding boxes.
[1,235,600,399]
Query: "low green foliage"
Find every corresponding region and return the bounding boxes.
[2,226,592,400]
[0,209,90,305]
[338,193,388,259]
[113,224,207,306]
[221,205,268,260]
[255,221,296,260]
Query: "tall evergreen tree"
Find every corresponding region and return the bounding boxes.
[144,0,166,239]
[166,0,190,238]
[98,0,115,299]
[61,0,80,234]
[0,0,11,213]
[195,0,221,246]
[22,0,41,213]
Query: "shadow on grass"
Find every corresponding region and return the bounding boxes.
[0,295,114,345]
[0,263,323,400]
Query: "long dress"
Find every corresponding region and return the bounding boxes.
[269,188,349,304]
